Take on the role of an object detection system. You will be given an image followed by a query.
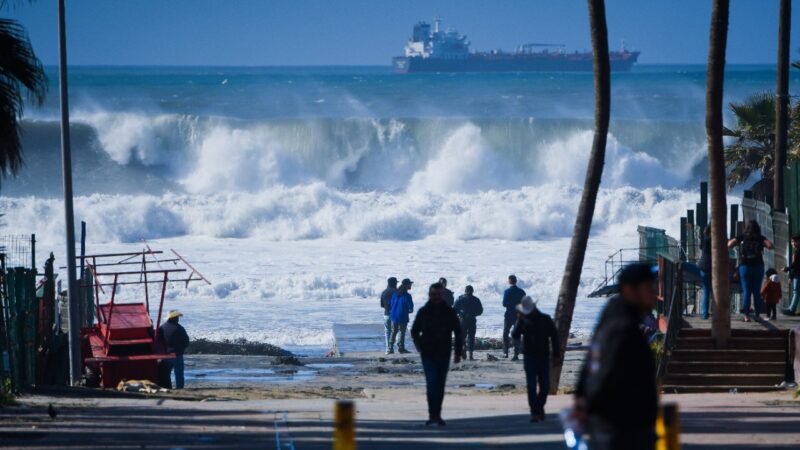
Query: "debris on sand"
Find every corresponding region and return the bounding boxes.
[187,338,292,357]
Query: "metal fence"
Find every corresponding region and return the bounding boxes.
[0,234,36,269]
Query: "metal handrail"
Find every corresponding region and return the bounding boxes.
[656,261,684,380]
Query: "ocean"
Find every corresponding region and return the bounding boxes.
[0,65,789,354]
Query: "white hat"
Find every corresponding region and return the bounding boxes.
[516,295,537,315]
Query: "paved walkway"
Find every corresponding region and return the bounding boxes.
[1,389,799,449]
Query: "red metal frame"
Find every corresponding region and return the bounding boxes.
[79,248,210,388]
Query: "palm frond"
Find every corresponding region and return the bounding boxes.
[0,18,47,179]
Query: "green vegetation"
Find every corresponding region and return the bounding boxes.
[723,89,800,191]
[0,1,47,184]
[0,377,17,407]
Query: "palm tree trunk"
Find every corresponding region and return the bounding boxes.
[706,0,731,348]
[774,0,791,211]
[550,0,610,393]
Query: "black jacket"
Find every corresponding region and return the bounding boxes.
[511,310,559,359]
[576,296,657,433]
[443,288,455,307]
[502,285,526,319]
[158,320,190,355]
[454,294,483,326]
[380,287,397,315]
[411,301,463,360]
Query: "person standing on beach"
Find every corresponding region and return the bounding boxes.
[783,234,800,315]
[512,295,559,423]
[572,264,658,450]
[157,310,190,389]
[440,278,455,307]
[380,277,399,354]
[389,278,414,354]
[411,282,463,426]
[454,285,483,360]
[502,275,526,360]
[728,220,774,322]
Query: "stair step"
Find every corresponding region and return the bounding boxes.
[675,337,786,350]
[671,349,785,363]
[679,328,789,338]
[668,361,785,375]
[663,373,784,386]
[661,385,783,393]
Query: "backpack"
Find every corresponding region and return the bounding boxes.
[740,237,763,264]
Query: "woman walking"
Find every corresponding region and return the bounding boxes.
[728,220,774,322]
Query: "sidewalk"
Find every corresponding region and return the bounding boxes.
[1,389,798,449]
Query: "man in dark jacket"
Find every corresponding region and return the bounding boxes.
[573,264,658,450]
[411,282,463,426]
[512,295,559,422]
[157,310,190,389]
[502,275,526,360]
[439,277,455,307]
[454,285,483,360]
[380,277,398,354]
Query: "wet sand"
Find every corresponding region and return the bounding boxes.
[175,348,587,401]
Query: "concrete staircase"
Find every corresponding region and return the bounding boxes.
[662,327,789,393]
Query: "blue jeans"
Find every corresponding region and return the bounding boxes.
[421,356,450,419]
[685,263,714,319]
[789,278,800,313]
[523,356,550,416]
[168,355,185,389]
[739,264,765,316]
[384,315,392,350]
[390,322,407,351]
[699,270,713,319]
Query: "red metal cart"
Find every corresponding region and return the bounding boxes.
[79,248,210,388]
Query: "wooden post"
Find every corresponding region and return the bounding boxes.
[730,205,739,239]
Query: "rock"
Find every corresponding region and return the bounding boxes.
[498,383,515,390]
[486,354,499,361]
[273,355,303,366]
[375,367,389,373]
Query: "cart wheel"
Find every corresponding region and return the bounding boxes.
[84,365,100,388]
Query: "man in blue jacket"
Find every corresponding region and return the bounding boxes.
[389,278,414,354]
[502,275,526,360]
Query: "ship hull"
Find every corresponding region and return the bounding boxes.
[393,54,637,73]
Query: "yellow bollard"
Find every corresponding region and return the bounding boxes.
[333,400,356,450]
[656,402,680,450]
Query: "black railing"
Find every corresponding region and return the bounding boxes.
[656,257,684,380]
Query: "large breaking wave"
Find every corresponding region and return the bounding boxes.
[2,109,704,245]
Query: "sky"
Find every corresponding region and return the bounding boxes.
[5,0,800,66]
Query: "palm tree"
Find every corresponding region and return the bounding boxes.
[0,9,47,184]
[550,0,611,393]
[706,0,731,348]
[723,93,779,190]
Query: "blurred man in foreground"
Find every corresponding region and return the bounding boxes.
[573,264,658,450]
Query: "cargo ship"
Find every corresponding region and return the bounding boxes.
[392,18,639,73]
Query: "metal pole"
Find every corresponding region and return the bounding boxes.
[58,0,82,385]
[774,0,791,211]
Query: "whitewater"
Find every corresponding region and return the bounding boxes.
[0,65,789,354]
